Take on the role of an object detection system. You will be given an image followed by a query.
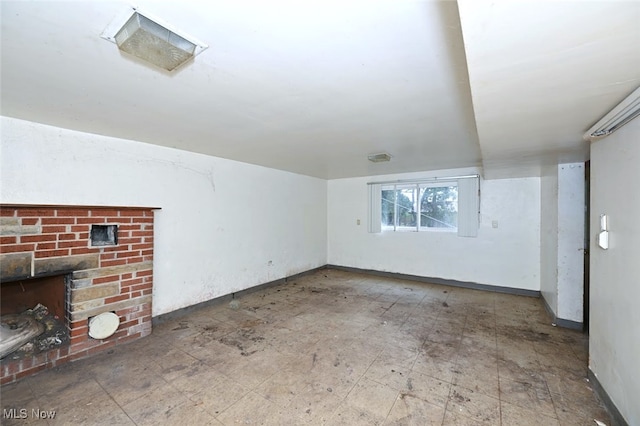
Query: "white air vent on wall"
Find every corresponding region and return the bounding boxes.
[368,152,392,163]
[101,7,208,71]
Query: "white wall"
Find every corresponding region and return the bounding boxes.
[556,163,584,323]
[540,163,585,325]
[589,118,640,425]
[0,117,327,316]
[328,168,541,291]
[540,164,559,312]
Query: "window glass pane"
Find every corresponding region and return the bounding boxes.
[419,185,458,229]
[381,189,395,227]
[396,186,417,228]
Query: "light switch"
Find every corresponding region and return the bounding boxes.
[600,214,608,231]
[357,219,361,225]
[492,220,498,228]
[598,231,609,250]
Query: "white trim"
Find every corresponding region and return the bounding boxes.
[457,177,479,237]
[368,184,382,233]
[367,174,479,186]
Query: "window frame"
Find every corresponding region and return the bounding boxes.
[368,174,479,237]
[381,181,458,233]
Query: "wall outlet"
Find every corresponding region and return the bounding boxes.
[492,220,499,228]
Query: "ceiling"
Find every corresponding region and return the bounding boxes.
[1,0,639,180]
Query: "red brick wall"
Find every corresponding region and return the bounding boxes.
[0,205,156,385]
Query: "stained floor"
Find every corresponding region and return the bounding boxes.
[1,269,612,425]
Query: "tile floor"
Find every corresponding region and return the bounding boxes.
[1,269,612,425]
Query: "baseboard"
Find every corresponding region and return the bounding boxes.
[152,266,325,325]
[588,369,629,426]
[325,264,541,298]
[541,294,584,330]
[154,264,547,325]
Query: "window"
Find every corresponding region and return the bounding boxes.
[381,183,458,232]
[368,175,479,237]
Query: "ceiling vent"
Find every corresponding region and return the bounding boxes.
[101,8,207,71]
[584,86,640,141]
[368,152,392,163]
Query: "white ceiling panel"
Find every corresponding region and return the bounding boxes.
[1,1,638,179]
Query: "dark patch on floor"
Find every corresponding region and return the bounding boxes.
[452,389,471,403]
[500,325,551,342]
[172,321,189,331]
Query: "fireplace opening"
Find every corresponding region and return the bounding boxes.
[0,275,70,360]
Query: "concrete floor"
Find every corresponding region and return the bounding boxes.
[1,269,611,425]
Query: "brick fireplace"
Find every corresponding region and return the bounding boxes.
[0,205,157,384]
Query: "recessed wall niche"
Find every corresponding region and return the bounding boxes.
[90,224,118,246]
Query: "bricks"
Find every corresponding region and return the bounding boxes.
[34,248,70,258]
[42,225,68,233]
[101,259,128,267]
[118,319,140,330]
[36,242,56,250]
[41,217,75,225]
[70,326,88,338]
[122,277,144,287]
[58,233,78,241]
[92,275,120,285]
[17,208,55,217]
[0,205,155,385]
[71,247,100,255]
[103,245,133,253]
[117,251,141,259]
[132,217,153,223]
[123,210,145,217]
[90,209,120,217]
[118,237,143,245]
[76,217,106,224]
[132,243,153,250]
[72,281,119,302]
[2,243,36,253]
[130,282,152,292]
[56,209,89,217]
[58,240,88,249]
[105,294,130,304]
[20,234,57,243]
[131,230,153,237]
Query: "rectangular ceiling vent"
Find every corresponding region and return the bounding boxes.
[101,8,208,72]
[584,86,640,141]
[368,152,392,163]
